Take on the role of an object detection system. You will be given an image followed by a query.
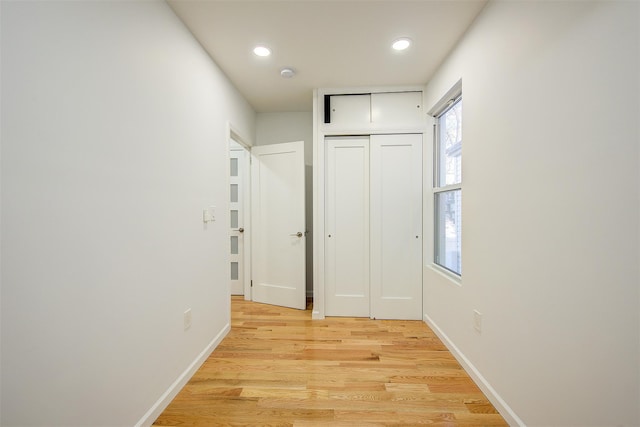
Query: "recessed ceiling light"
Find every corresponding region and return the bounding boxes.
[392,38,412,51]
[253,46,271,57]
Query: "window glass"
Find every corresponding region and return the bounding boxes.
[435,190,462,275]
[230,158,238,177]
[230,184,238,203]
[230,210,238,228]
[438,99,462,187]
[434,95,462,276]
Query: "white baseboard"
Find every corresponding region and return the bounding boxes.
[423,314,525,427]
[135,323,231,427]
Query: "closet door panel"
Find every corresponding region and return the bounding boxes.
[325,136,370,317]
[328,94,371,125]
[371,92,423,125]
[370,134,422,320]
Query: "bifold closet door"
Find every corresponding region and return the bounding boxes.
[370,134,422,320]
[325,136,370,317]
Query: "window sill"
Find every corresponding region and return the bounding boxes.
[428,264,462,287]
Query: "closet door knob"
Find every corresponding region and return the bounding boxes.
[290,232,303,238]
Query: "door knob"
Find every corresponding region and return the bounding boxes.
[238,228,244,233]
[290,232,303,237]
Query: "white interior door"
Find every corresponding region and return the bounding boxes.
[251,141,306,310]
[370,134,422,320]
[325,136,370,317]
[229,140,247,295]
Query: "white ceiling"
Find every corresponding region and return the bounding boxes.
[167,0,487,112]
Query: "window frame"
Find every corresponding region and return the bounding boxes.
[432,93,462,277]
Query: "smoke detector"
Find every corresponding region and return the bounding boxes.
[280,67,295,78]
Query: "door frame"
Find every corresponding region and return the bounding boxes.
[227,123,253,300]
[312,87,427,319]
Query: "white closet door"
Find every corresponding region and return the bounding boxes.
[325,136,370,317]
[370,134,422,320]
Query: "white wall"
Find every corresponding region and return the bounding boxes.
[256,112,314,295]
[0,1,255,426]
[422,1,639,425]
[256,112,313,165]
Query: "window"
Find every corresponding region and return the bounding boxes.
[434,96,462,275]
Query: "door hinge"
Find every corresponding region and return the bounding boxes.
[250,280,253,287]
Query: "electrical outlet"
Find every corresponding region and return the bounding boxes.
[473,310,482,333]
[184,308,192,331]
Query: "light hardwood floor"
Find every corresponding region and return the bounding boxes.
[153,296,507,426]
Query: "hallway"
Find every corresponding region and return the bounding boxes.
[154,297,507,426]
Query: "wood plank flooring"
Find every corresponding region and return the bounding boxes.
[153,297,507,426]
